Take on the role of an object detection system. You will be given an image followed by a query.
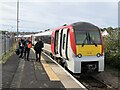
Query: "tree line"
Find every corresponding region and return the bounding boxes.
[101,27,120,70]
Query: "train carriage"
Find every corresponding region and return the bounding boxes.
[32,22,104,73]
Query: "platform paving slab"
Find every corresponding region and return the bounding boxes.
[9,50,65,89]
[2,53,20,88]
[2,49,85,89]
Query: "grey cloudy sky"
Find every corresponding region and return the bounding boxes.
[0,0,119,32]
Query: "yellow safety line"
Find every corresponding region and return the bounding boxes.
[31,48,60,81]
[31,48,35,53]
[41,56,60,81]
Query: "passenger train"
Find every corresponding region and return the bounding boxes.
[15,34,33,41]
[32,22,104,73]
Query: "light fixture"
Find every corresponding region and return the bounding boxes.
[96,53,101,57]
[77,53,82,58]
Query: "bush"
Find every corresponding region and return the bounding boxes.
[103,29,120,70]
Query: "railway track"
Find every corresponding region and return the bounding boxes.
[73,74,113,90]
[43,52,114,90]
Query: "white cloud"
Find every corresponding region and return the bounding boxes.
[1,0,119,2]
[0,1,118,32]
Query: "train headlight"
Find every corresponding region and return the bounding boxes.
[96,53,101,57]
[77,54,82,58]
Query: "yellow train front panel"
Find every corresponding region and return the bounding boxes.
[76,45,102,56]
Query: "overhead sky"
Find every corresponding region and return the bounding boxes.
[0,0,119,32]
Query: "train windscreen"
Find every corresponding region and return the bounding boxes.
[75,29,101,45]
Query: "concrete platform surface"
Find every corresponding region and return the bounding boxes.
[2,49,86,89]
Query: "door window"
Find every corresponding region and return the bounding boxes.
[62,34,66,49]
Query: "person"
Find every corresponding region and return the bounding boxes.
[34,39,44,62]
[23,38,29,60]
[25,39,32,61]
[18,38,24,58]
[15,38,20,55]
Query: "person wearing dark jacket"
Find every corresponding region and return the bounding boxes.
[34,39,44,62]
[26,40,32,61]
[23,38,29,60]
[19,38,24,58]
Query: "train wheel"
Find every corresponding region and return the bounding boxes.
[57,58,61,65]
[63,62,67,70]
[50,54,54,59]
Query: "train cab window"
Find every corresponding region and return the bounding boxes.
[73,23,101,45]
[75,30,101,45]
[89,31,100,44]
[75,31,86,45]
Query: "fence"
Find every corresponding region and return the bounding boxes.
[0,31,15,60]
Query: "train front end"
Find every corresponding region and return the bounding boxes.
[69,22,104,73]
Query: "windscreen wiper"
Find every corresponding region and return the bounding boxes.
[90,37,97,47]
[82,32,97,47]
[82,33,88,47]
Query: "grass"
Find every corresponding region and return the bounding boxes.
[0,43,16,64]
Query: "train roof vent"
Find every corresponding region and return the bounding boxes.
[45,29,50,32]
[63,24,67,26]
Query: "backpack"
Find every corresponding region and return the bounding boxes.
[15,49,20,55]
[34,42,39,51]
[34,41,43,52]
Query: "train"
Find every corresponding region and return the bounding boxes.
[32,22,104,74]
[15,34,33,41]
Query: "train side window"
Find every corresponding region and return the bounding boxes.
[62,34,66,49]
[55,30,59,54]
[45,35,51,44]
[35,38,37,41]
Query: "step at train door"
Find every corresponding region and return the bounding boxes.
[61,28,69,59]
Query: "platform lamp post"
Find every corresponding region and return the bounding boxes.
[17,0,19,41]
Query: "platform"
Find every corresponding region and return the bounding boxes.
[2,48,86,89]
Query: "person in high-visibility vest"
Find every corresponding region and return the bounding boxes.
[24,38,32,61]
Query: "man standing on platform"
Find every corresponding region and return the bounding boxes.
[34,39,44,62]
[19,38,24,58]
[23,38,29,60]
[24,38,32,61]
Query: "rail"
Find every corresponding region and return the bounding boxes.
[42,51,114,90]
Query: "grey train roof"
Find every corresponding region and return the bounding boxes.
[71,22,99,30]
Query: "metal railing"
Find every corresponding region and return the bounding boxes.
[0,31,15,60]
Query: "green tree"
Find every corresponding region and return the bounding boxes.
[106,27,113,35]
[104,27,119,70]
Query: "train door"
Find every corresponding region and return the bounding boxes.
[54,30,59,54]
[58,29,63,56]
[61,28,69,59]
